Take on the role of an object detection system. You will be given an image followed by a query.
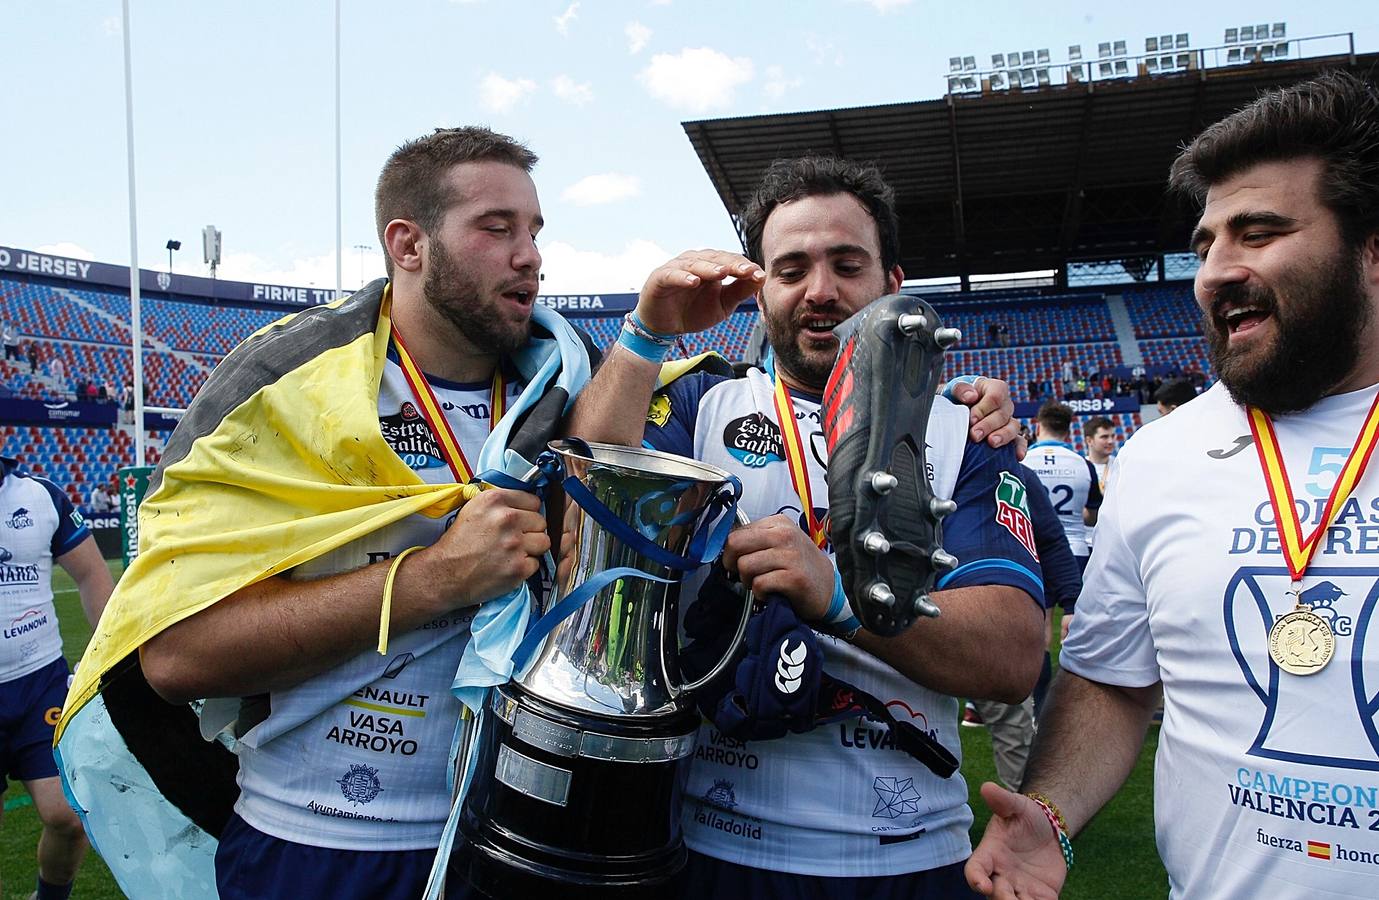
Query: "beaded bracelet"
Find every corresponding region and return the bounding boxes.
[1025,792,1075,871]
[623,311,677,345]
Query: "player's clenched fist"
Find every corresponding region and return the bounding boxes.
[433,488,550,605]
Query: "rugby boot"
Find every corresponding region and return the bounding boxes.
[822,294,960,637]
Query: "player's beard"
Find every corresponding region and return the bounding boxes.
[762,281,886,392]
[423,239,531,356]
[1203,247,1371,416]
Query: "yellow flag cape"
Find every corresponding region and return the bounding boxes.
[59,284,471,736]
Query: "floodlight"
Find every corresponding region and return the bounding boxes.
[1243,45,1258,62]
[1227,47,1242,64]
[1114,59,1129,76]
[1274,42,1289,58]
[1022,50,1035,66]
[1146,37,1158,52]
[1240,25,1254,42]
[1176,52,1191,69]
[1006,52,1019,67]
[1098,41,1112,59]
[1260,45,1274,61]
[1254,23,1268,40]
[1160,34,1173,50]
[963,55,977,71]
[1098,61,1114,77]
[1068,44,1082,61]
[948,75,962,93]
[1021,68,1037,88]
[1146,57,1159,73]
[1113,40,1126,55]
[1037,48,1050,64]
[1272,22,1286,38]
[1036,67,1050,85]
[1068,63,1086,83]
[949,57,962,72]
[1176,33,1189,48]
[989,72,1008,90]
[992,53,1005,68]
[1225,27,1238,44]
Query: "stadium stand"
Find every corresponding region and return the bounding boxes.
[5,268,1219,515]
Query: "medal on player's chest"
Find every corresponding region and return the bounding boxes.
[1248,397,1379,677]
[1267,585,1336,675]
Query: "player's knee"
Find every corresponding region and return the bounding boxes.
[39,802,86,841]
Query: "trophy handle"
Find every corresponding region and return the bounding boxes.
[664,508,754,698]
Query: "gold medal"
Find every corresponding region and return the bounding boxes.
[1267,604,1335,676]
[1248,396,1379,677]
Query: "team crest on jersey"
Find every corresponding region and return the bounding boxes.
[646,394,672,428]
[703,779,738,811]
[722,413,784,468]
[336,764,384,806]
[6,508,33,529]
[993,472,1039,561]
[872,776,922,819]
[1223,566,1379,771]
[379,406,446,470]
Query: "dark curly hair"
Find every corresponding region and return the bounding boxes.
[1169,70,1379,248]
[741,155,900,271]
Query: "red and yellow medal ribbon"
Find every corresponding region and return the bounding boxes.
[771,374,829,549]
[1247,391,1379,582]
[390,322,505,485]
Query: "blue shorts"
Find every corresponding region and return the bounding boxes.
[0,655,69,788]
[216,812,478,900]
[679,850,980,899]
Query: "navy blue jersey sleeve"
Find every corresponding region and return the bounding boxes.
[936,442,1045,608]
[1019,464,1082,612]
[38,476,90,556]
[1084,459,1104,510]
[641,372,729,456]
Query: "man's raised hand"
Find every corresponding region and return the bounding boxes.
[635,249,765,337]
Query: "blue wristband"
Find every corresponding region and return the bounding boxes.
[617,322,672,363]
[628,310,677,343]
[818,567,861,639]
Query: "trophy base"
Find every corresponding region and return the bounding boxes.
[452,684,699,899]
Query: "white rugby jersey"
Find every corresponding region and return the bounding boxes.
[0,460,88,682]
[233,354,521,850]
[645,367,1044,877]
[1061,382,1379,899]
[1026,440,1102,557]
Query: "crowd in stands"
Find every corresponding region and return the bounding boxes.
[2,276,1211,512]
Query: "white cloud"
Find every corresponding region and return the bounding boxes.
[849,0,913,12]
[538,239,670,294]
[561,173,641,207]
[763,65,802,101]
[640,47,754,114]
[554,2,579,36]
[101,16,121,36]
[805,35,844,67]
[479,72,537,113]
[36,242,96,261]
[625,21,651,54]
[550,74,593,106]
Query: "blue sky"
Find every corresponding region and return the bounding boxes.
[2,1,1372,294]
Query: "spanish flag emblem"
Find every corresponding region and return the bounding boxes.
[1307,840,1332,860]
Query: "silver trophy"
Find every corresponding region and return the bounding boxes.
[455,439,751,899]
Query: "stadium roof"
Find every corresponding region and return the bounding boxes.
[683,50,1379,282]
